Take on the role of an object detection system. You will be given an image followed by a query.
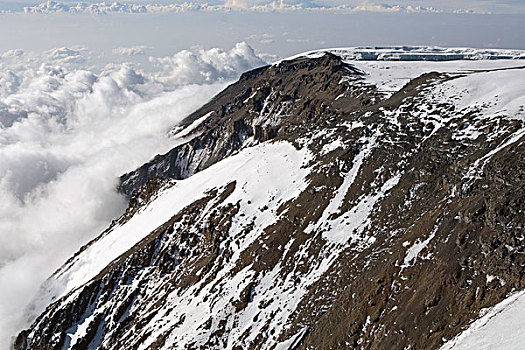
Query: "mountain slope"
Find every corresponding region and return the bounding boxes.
[15,50,525,349]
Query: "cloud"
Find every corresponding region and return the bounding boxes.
[0,49,24,58]
[149,42,265,88]
[23,1,207,14]
[453,8,492,14]
[16,0,514,14]
[246,33,274,44]
[286,38,310,43]
[0,42,265,349]
[223,0,304,10]
[45,47,86,63]
[112,45,152,56]
[311,1,441,14]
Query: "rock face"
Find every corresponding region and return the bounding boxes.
[15,52,525,350]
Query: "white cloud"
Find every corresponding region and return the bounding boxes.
[0,49,24,58]
[23,1,207,14]
[0,42,265,349]
[16,0,512,14]
[45,47,86,63]
[286,38,309,43]
[150,42,265,88]
[112,45,152,56]
[223,0,304,10]
[453,8,492,14]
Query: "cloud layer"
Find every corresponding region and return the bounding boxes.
[0,42,264,349]
[18,0,494,15]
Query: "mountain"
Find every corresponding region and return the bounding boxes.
[14,48,525,349]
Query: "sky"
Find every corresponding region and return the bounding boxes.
[0,11,524,59]
[0,0,523,57]
[0,1,524,349]
[0,0,525,57]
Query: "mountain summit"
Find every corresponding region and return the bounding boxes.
[15,49,525,349]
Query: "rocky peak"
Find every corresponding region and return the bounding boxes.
[118,53,374,197]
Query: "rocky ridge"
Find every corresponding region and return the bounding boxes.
[15,52,525,349]
[118,53,375,196]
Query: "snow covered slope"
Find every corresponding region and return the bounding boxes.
[441,291,525,350]
[290,46,525,61]
[15,50,525,350]
[43,141,312,310]
[284,46,525,97]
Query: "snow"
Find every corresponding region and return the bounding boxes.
[170,111,213,138]
[274,328,308,350]
[47,141,313,304]
[288,47,525,63]
[320,138,345,155]
[307,132,400,246]
[436,68,525,121]
[281,46,525,98]
[325,47,525,61]
[326,173,400,245]
[463,127,525,188]
[307,134,378,240]
[0,42,266,348]
[62,308,98,349]
[354,60,525,98]
[118,135,401,349]
[402,224,438,267]
[441,290,525,350]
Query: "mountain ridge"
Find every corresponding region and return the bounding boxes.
[14,51,525,349]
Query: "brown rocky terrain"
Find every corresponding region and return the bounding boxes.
[15,53,525,349]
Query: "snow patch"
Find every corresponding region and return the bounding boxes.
[402,224,439,267]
